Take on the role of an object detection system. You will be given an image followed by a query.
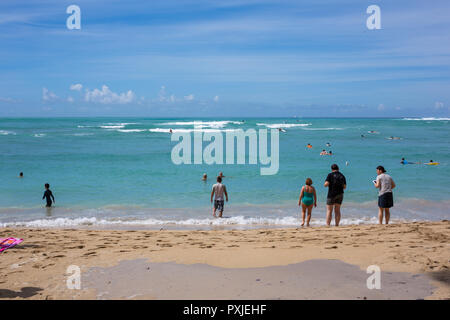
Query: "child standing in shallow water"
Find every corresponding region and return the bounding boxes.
[298,178,317,227]
[42,183,55,207]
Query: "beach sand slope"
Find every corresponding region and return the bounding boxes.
[0,221,448,300]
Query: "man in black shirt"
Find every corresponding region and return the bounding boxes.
[324,164,346,226]
[43,183,55,207]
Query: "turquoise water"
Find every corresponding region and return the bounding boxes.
[0,117,449,228]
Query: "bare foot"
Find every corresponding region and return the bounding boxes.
[300,222,305,227]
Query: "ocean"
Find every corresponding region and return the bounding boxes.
[0,117,449,229]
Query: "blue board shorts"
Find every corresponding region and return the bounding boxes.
[214,200,224,211]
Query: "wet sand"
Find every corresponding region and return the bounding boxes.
[0,221,449,300]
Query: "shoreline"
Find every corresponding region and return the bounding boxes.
[0,221,449,300]
[1,198,449,229]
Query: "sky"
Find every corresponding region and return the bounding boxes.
[0,0,449,117]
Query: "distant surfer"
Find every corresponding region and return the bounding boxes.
[425,160,439,165]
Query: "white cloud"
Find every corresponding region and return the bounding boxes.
[70,83,83,91]
[0,97,16,103]
[42,87,58,102]
[184,94,194,101]
[377,104,385,111]
[67,96,74,103]
[434,101,444,109]
[213,95,219,102]
[158,86,167,102]
[84,85,135,104]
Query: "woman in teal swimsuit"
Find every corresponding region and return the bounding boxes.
[298,178,317,227]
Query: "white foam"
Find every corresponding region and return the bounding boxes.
[33,133,46,138]
[149,128,237,133]
[402,117,450,121]
[302,127,344,131]
[117,129,147,133]
[105,122,139,126]
[0,130,16,135]
[257,123,311,129]
[160,121,243,128]
[100,125,125,129]
[72,133,94,136]
[0,215,392,228]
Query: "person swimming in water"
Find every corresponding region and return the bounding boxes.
[326,142,331,147]
[307,143,312,149]
[401,157,419,164]
[320,149,328,155]
[202,173,207,181]
[19,172,23,178]
[328,151,333,156]
[42,183,55,207]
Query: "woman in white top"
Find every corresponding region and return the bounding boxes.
[373,165,396,224]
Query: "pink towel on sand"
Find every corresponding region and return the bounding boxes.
[0,237,23,253]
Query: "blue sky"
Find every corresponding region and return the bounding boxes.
[0,0,449,117]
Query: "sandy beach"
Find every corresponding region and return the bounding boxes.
[0,221,449,300]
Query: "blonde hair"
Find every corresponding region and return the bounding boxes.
[305,178,313,186]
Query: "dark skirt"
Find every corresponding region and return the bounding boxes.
[378,192,393,208]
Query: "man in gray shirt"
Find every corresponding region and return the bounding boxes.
[374,165,396,224]
[211,176,228,218]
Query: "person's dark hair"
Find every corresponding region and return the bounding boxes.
[217,176,222,183]
[19,172,23,176]
[401,158,405,160]
[331,164,339,171]
[376,166,386,173]
[305,178,312,186]
[45,183,50,188]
